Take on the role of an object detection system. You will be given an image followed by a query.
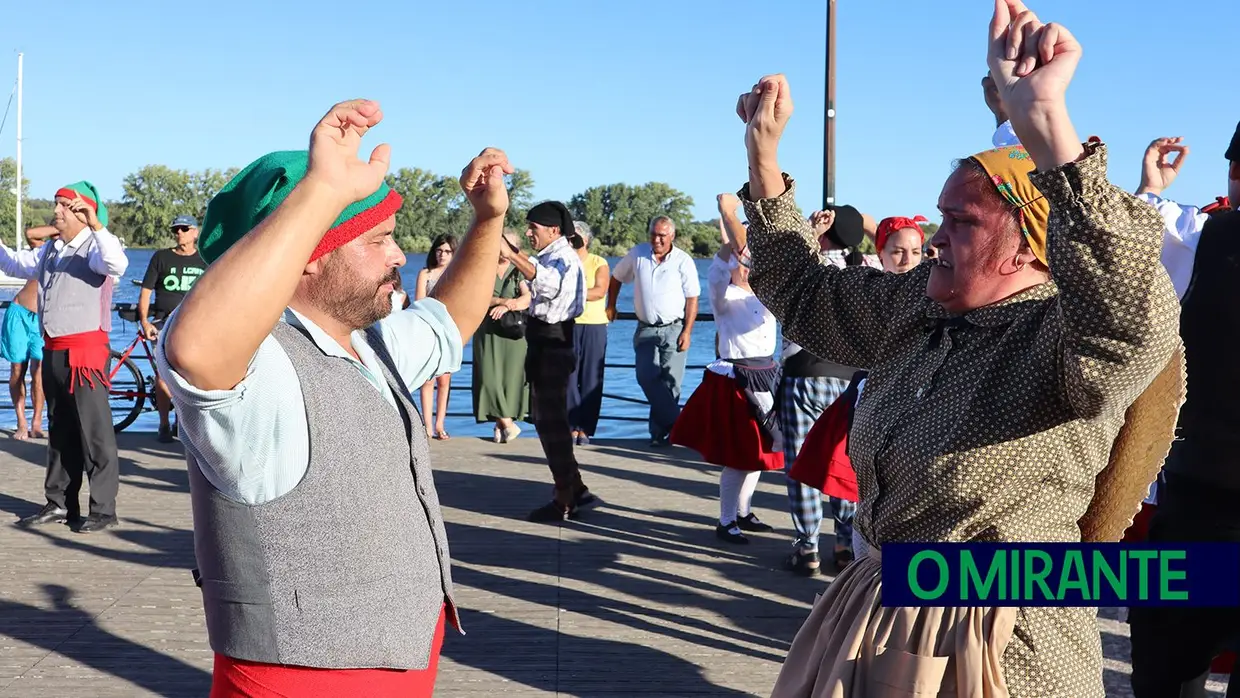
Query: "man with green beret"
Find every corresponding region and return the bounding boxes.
[0,181,129,534]
[156,99,512,695]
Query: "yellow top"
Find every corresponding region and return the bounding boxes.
[577,253,610,325]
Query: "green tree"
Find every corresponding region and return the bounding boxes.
[504,169,535,233]
[567,182,695,256]
[678,220,722,257]
[0,157,39,247]
[385,167,535,252]
[385,167,466,252]
[110,165,240,247]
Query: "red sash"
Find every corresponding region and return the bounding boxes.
[210,608,446,698]
[44,329,110,393]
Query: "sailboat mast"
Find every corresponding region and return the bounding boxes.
[15,52,22,250]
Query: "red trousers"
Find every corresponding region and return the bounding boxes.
[210,609,446,697]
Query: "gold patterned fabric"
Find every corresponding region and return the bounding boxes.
[741,142,1183,697]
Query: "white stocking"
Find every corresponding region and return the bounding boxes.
[736,470,761,517]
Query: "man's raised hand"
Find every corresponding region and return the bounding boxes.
[461,148,515,222]
[1139,137,1189,196]
[810,209,835,236]
[305,100,392,207]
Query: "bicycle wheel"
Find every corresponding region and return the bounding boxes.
[108,350,146,433]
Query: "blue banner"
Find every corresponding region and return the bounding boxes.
[881,543,1240,607]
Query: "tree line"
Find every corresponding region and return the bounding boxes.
[1,157,913,256]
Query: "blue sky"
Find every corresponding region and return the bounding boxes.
[2,0,1236,226]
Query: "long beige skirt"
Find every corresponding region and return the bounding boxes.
[770,548,1019,698]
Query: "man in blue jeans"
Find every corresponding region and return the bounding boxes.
[606,217,700,447]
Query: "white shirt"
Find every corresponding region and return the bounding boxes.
[611,243,701,325]
[992,122,1206,300]
[1137,192,1208,300]
[157,300,463,505]
[0,227,129,283]
[705,256,776,373]
[527,236,586,324]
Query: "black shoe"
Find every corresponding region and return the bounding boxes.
[158,425,175,443]
[18,503,69,526]
[574,490,602,513]
[76,514,119,534]
[528,500,572,523]
[650,434,670,448]
[785,549,821,577]
[716,522,749,544]
[736,513,774,533]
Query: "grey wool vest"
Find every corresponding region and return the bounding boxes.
[187,321,459,670]
[37,235,114,337]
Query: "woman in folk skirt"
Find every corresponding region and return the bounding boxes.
[671,216,782,544]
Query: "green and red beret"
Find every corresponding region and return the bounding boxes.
[54,181,109,227]
[199,150,403,265]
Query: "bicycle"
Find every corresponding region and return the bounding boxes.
[107,305,163,433]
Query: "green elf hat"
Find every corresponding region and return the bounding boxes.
[199,150,403,265]
[54,181,109,227]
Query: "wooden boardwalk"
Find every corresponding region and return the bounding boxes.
[0,432,1227,697]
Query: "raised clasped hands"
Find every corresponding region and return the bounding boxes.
[305,99,393,209]
[460,148,515,223]
[736,74,794,170]
[986,0,1084,169]
[736,74,794,199]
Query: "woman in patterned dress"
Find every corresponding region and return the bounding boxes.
[732,2,1185,696]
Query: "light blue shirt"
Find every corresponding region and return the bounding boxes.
[156,300,463,505]
[611,243,700,325]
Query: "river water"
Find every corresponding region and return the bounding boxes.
[0,249,747,439]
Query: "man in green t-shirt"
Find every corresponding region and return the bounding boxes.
[139,215,206,442]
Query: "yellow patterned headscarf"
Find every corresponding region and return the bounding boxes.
[968,145,1051,266]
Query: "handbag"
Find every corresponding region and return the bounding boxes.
[491,308,526,340]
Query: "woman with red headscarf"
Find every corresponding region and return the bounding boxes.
[874,215,928,274]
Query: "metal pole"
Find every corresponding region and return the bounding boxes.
[823,0,836,209]
[15,52,22,250]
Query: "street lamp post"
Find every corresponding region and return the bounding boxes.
[823,0,836,209]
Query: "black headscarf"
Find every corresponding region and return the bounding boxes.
[1227,121,1240,162]
[527,201,584,249]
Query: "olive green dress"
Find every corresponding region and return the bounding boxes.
[471,265,530,422]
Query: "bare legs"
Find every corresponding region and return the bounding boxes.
[420,373,452,439]
[9,360,44,440]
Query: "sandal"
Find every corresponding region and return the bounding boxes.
[434,430,450,441]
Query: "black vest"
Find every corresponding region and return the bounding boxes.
[1168,209,1240,489]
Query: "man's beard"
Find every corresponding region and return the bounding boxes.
[309,262,401,331]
